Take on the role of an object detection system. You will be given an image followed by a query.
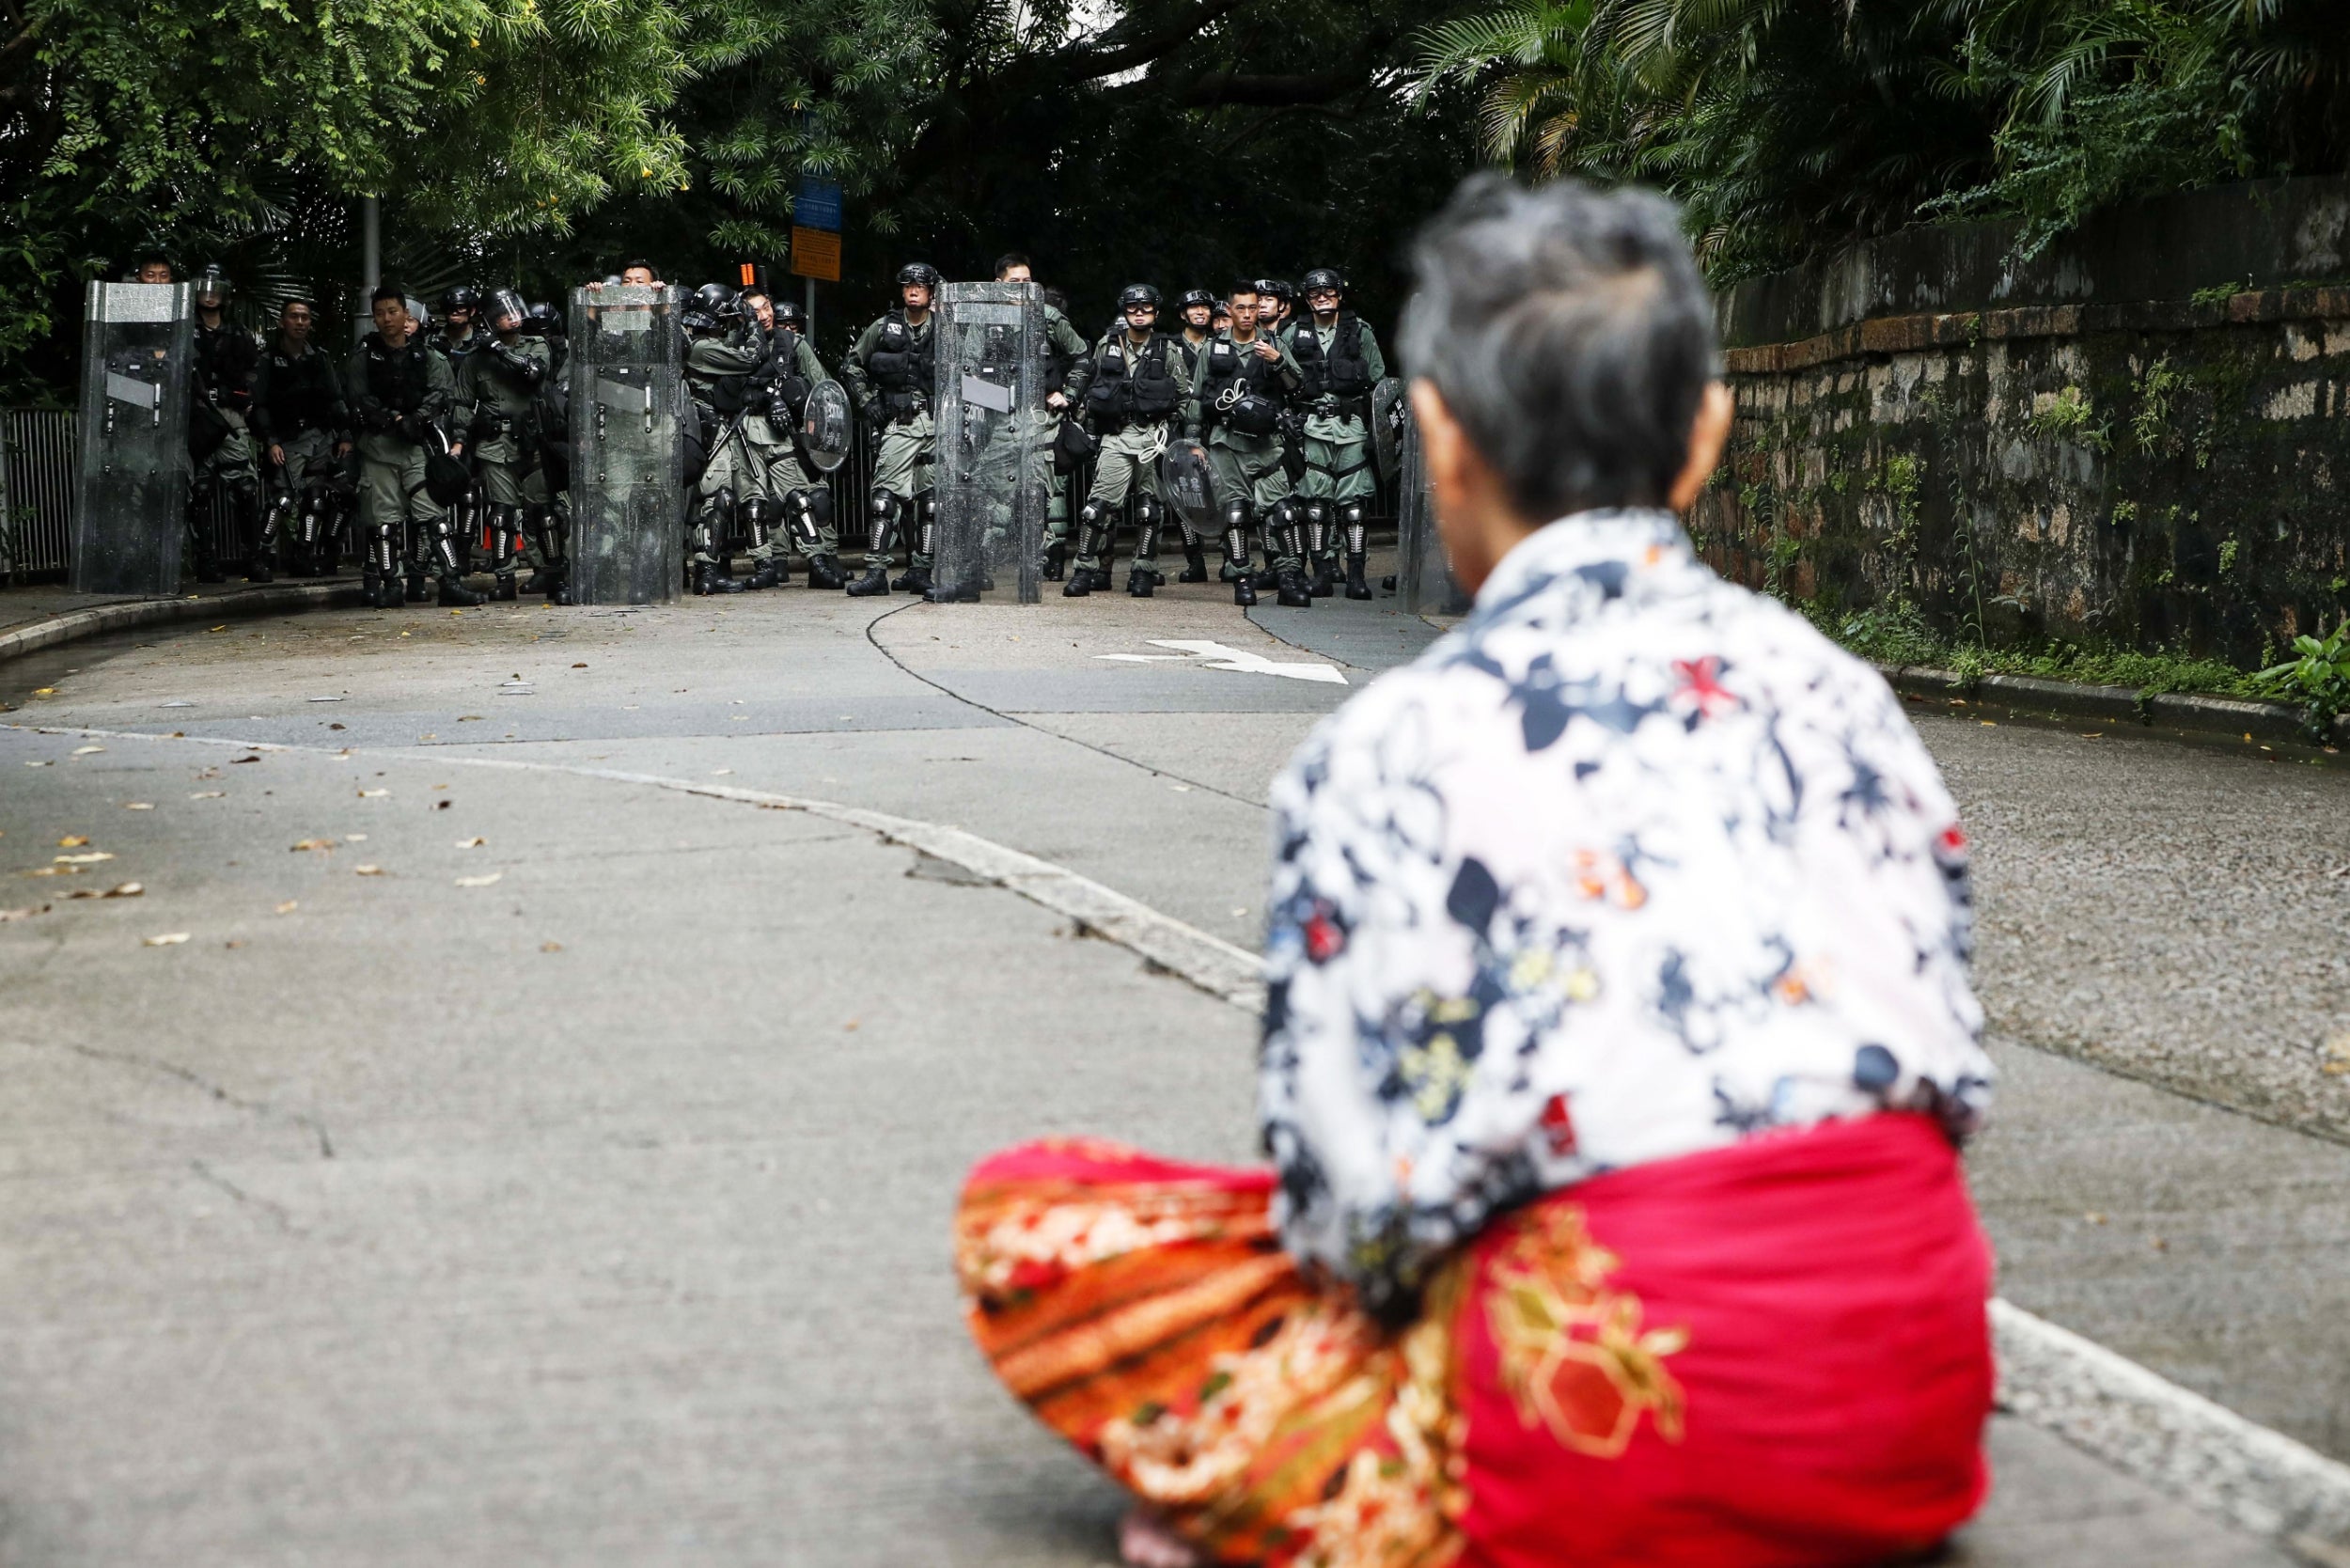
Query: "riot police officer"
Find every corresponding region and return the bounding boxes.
[430,287,487,371]
[681,283,754,594]
[520,302,572,598]
[839,262,942,597]
[187,266,265,583]
[1291,267,1386,600]
[1174,289,1216,381]
[1068,285,1198,598]
[451,289,551,601]
[252,297,352,580]
[344,283,476,607]
[1256,278,1298,342]
[1199,281,1306,608]
[757,296,846,588]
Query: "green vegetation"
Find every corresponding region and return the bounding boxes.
[1817,601,2268,702]
[1412,0,2350,284]
[2028,385,2110,449]
[2256,622,2350,738]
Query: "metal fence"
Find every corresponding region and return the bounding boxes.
[3,408,76,580]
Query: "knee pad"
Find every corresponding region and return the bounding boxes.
[1077,498,1110,531]
[797,487,834,530]
[1340,501,1366,529]
[869,489,899,524]
[1223,496,1252,532]
[709,485,738,521]
[918,493,938,525]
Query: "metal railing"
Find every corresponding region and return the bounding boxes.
[3,408,76,580]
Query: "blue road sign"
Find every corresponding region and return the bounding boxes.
[795,176,842,233]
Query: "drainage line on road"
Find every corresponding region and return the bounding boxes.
[12,714,2350,1560]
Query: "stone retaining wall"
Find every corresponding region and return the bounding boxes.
[1693,180,2350,665]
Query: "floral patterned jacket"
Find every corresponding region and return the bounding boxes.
[1259,510,1993,1317]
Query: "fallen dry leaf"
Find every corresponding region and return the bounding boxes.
[229,755,261,765]
[844,1019,860,1032]
[353,865,384,876]
[457,837,485,848]
[454,872,502,888]
[190,791,225,799]
[0,904,49,922]
[58,835,87,847]
[24,866,73,878]
[23,760,53,767]
[30,687,54,696]
[54,852,115,865]
[107,883,142,898]
[345,833,367,842]
[207,624,227,633]
[540,940,563,952]
[275,901,299,914]
[143,932,191,947]
[225,939,245,949]
[290,839,336,853]
[124,802,153,810]
[571,662,587,668]
[435,800,452,810]
[71,745,103,756]
[357,788,388,798]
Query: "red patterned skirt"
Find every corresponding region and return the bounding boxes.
[954,1113,1993,1568]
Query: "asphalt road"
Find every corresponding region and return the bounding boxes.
[2,575,2337,1565]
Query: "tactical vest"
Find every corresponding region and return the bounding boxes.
[265,345,339,433]
[1085,333,1180,431]
[194,324,259,412]
[1292,312,1371,401]
[1200,335,1286,437]
[867,310,934,421]
[771,329,813,419]
[365,336,431,414]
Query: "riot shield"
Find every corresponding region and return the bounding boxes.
[567,284,686,604]
[1395,400,1469,616]
[930,281,1048,604]
[797,379,853,473]
[1158,437,1216,539]
[72,282,196,594]
[1371,376,1404,485]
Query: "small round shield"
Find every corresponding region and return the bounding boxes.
[797,378,854,473]
[1157,437,1217,536]
[1371,376,1405,484]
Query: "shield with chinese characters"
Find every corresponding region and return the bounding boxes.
[72,281,196,594]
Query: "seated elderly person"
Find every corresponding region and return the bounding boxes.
[955,173,1996,1568]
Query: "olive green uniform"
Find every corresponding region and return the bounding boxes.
[1073,327,1198,579]
[342,334,458,583]
[686,325,831,570]
[1200,328,1303,574]
[839,310,936,573]
[1293,314,1387,505]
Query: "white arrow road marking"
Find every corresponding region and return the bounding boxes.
[1094,639,1346,685]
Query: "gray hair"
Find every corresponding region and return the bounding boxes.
[1398,173,1720,521]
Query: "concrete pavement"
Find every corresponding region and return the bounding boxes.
[3,575,2341,1564]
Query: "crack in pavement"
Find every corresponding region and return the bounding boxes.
[189,1158,303,1233]
[860,600,1274,810]
[61,1041,337,1159]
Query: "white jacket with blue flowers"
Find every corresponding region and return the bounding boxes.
[1259,509,1994,1317]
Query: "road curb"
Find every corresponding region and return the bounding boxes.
[1994,1301,2350,1556]
[1876,661,2350,746]
[0,582,366,669]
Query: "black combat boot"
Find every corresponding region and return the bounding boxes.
[1277,570,1313,609]
[438,576,486,607]
[247,555,274,585]
[1126,563,1160,598]
[493,572,519,602]
[805,555,846,590]
[742,559,783,590]
[1062,567,1097,598]
[1234,575,1258,607]
[694,561,745,595]
[892,565,932,595]
[1179,541,1209,583]
[405,571,431,603]
[1041,538,1068,582]
[846,563,891,597]
[1345,553,1372,601]
[1309,557,1337,598]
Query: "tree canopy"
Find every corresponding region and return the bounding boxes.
[1412,0,2350,285]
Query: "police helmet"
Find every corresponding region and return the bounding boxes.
[1300,268,1345,297]
[1119,284,1162,314]
[1178,288,1215,312]
[487,288,528,332]
[897,262,942,291]
[1254,277,1294,307]
[773,299,807,332]
[691,281,743,321]
[441,285,481,317]
[524,302,565,338]
[192,264,231,305]
[681,304,723,334]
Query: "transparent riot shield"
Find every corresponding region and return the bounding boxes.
[931,281,1047,604]
[1396,402,1469,616]
[567,284,685,604]
[72,282,196,594]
